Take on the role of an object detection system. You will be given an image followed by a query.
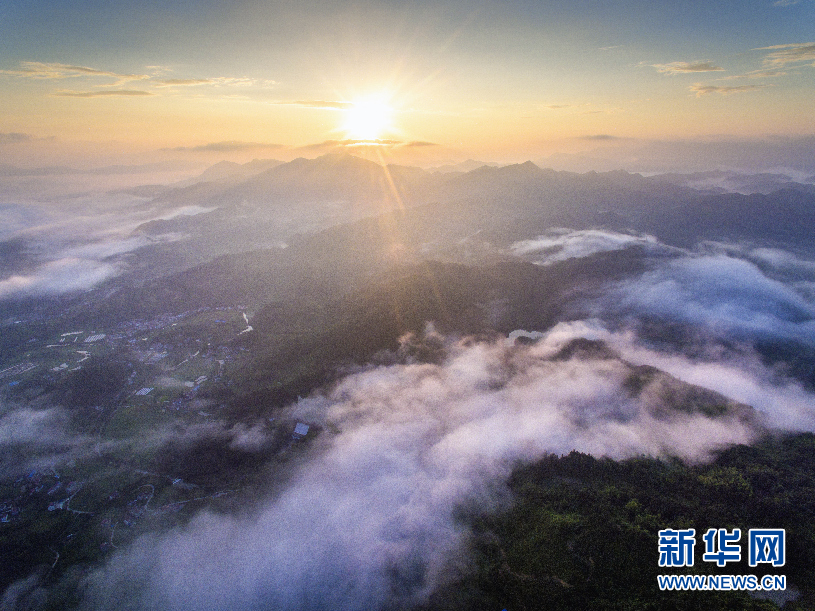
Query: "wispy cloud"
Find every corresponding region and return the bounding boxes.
[0,132,35,144]
[576,134,625,141]
[610,252,815,348]
[582,108,624,115]
[296,139,404,151]
[155,78,214,87]
[0,62,150,86]
[343,139,403,146]
[512,229,658,265]
[690,83,769,96]
[291,138,438,151]
[167,141,286,152]
[52,89,154,97]
[283,100,354,110]
[177,76,270,88]
[402,140,438,148]
[0,257,120,299]
[153,76,274,88]
[2,62,276,98]
[755,42,815,67]
[718,68,787,80]
[773,0,801,6]
[652,61,725,74]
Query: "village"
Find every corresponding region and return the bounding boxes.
[0,304,314,582]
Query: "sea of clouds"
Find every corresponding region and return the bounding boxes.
[3,223,815,610]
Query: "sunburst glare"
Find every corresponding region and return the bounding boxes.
[341,94,394,140]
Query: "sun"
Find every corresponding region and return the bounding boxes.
[342,94,394,140]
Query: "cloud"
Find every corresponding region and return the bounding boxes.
[755,42,815,67]
[1,573,46,611]
[12,233,815,610]
[150,205,217,221]
[7,198,815,610]
[748,247,815,275]
[292,139,435,152]
[0,406,99,478]
[167,141,286,152]
[652,61,725,74]
[287,100,354,109]
[541,320,815,432]
[718,69,787,80]
[155,78,214,87]
[0,132,34,143]
[615,339,815,431]
[520,234,815,428]
[157,77,270,88]
[690,83,769,96]
[0,257,120,299]
[52,90,154,97]
[402,140,439,148]
[0,194,203,302]
[60,236,154,260]
[576,134,624,141]
[511,229,661,264]
[295,139,405,152]
[0,402,274,481]
[1,62,275,97]
[0,62,149,86]
[226,422,270,452]
[582,108,624,115]
[78,329,761,611]
[773,0,801,6]
[342,139,402,146]
[607,252,815,347]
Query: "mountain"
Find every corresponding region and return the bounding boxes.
[427,159,500,173]
[654,170,815,195]
[3,151,815,610]
[179,158,284,185]
[89,154,811,297]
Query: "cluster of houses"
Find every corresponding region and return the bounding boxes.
[0,471,85,523]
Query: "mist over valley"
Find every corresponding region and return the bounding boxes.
[2,154,815,610]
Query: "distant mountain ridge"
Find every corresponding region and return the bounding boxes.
[177,158,284,186]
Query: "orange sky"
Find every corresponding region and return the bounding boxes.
[1,1,814,169]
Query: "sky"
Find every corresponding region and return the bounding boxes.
[1,0,814,167]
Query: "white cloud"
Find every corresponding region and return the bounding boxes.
[609,254,815,346]
[167,141,285,153]
[755,42,815,67]
[748,247,815,275]
[690,83,769,96]
[511,229,660,264]
[0,62,150,86]
[0,407,99,477]
[618,343,815,431]
[52,90,154,98]
[718,68,787,80]
[61,236,153,259]
[150,205,217,221]
[652,61,725,74]
[79,330,760,610]
[0,257,120,299]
